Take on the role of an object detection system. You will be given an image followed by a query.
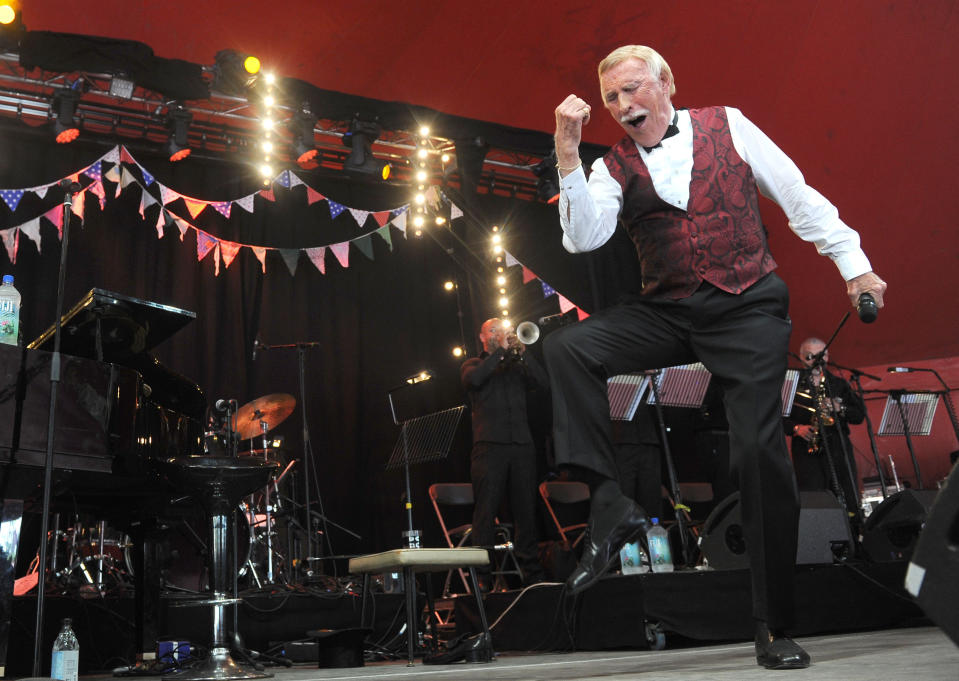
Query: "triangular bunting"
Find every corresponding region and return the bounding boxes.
[140,165,155,187]
[376,225,393,251]
[174,216,190,241]
[220,240,241,269]
[104,166,121,184]
[305,246,326,274]
[213,243,221,277]
[20,218,41,253]
[279,248,300,276]
[451,203,464,220]
[274,170,291,189]
[183,198,206,219]
[522,266,536,284]
[88,180,106,210]
[0,189,24,211]
[139,190,158,219]
[372,210,391,227]
[328,200,346,219]
[210,201,232,219]
[306,187,324,205]
[354,234,374,261]
[102,146,120,164]
[504,251,520,268]
[34,184,49,200]
[348,208,370,227]
[71,191,85,222]
[289,172,305,188]
[329,241,350,268]
[541,280,557,298]
[120,146,135,164]
[159,184,179,205]
[557,294,575,314]
[155,209,166,239]
[392,211,407,236]
[577,308,590,321]
[259,188,275,202]
[251,246,267,273]
[234,194,255,213]
[0,227,18,264]
[83,160,103,182]
[196,231,217,262]
[43,205,64,238]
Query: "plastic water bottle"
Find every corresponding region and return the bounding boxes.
[647,517,674,573]
[0,274,20,346]
[50,617,79,681]
[619,540,650,574]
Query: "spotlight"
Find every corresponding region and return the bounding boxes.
[342,115,391,180]
[532,151,561,204]
[0,5,15,25]
[0,4,23,51]
[443,281,455,291]
[496,276,506,286]
[109,72,136,99]
[406,370,432,385]
[52,85,81,144]
[290,103,318,168]
[498,296,509,308]
[164,104,192,161]
[213,49,259,95]
[452,346,464,358]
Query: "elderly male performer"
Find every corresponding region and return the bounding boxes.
[546,45,887,670]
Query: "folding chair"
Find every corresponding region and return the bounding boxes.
[538,481,591,550]
[428,482,522,595]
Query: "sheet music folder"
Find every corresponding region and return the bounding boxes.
[29,288,196,360]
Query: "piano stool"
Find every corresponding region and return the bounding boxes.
[348,548,491,665]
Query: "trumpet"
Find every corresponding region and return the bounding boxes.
[515,321,540,345]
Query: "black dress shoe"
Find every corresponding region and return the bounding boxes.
[755,623,810,669]
[566,502,650,595]
[423,632,493,665]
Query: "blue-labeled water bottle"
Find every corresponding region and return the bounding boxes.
[0,274,20,346]
[51,617,79,681]
[647,517,674,573]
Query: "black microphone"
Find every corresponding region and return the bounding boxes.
[856,292,878,323]
[58,178,82,193]
[214,399,231,412]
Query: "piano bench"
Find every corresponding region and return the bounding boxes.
[348,548,491,666]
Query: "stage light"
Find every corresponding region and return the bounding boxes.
[343,115,391,180]
[52,86,81,144]
[492,225,499,232]
[290,104,318,168]
[262,140,273,153]
[0,5,15,25]
[414,193,425,205]
[497,266,504,273]
[213,49,259,95]
[405,370,432,385]
[532,151,561,204]
[502,319,511,328]
[496,275,506,286]
[499,288,506,295]
[452,346,464,358]
[264,72,276,85]
[501,310,509,317]
[244,55,261,75]
[435,216,446,226]
[109,73,136,99]
[443,281,455,291]
[416,170,428,182]
[498,296,509,308]
[413,215,425,228]
[441,153,450,163]
[164,104,192,161]
[262,118,274,131]
[492,244,503,254]
[491,234,501,244]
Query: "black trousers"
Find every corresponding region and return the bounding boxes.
[614,442,663,519]
[544,273,799,629]
[470,441,542,579]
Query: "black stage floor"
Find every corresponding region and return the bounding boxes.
[6,560,924,676]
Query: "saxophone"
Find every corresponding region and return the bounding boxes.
[807,372,836,455]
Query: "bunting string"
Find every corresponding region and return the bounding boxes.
[503,250,590,322]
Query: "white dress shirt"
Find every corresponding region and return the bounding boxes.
[557,107,872,282]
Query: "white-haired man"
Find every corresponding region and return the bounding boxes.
[546,44,886,669]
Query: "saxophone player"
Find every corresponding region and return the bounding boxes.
[785,338,866,523]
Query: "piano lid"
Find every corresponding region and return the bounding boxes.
[28,288,196,361]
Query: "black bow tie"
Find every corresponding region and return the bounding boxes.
[643,111,680,153]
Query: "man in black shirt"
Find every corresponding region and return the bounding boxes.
[785,337,866,518]
[461,318,547,586]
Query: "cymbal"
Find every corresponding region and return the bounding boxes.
[233,393,296,439]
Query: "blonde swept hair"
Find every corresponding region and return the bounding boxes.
[598,45,676,97]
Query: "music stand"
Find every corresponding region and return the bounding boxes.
[780,369,801,417]
[608,373,651,421]
[647,362,712,407]
[878,392,939,489]
[385,400,466,548]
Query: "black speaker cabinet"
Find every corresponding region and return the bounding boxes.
[906,464,959,645]
[862,489,939,562]
[701,491,852,569]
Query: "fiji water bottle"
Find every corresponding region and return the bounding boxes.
[51,617,79,681]
[647,517,674,573]
[0,274,20,346]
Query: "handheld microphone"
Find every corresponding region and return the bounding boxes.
[856,292,878,323]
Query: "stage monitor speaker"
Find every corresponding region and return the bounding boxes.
[700,491,852,569]
[861,489,938,562]
[906,463,959,646]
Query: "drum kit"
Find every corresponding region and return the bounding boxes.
[33,393,303,598]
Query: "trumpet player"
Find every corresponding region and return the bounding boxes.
[461,318,548,588]
[785,338,865,521]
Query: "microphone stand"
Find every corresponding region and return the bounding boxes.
[831,362,889,500]
[32,182,80,677]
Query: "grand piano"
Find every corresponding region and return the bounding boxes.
[0,288,207,676]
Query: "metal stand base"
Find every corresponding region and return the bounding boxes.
[161,646,272,681]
